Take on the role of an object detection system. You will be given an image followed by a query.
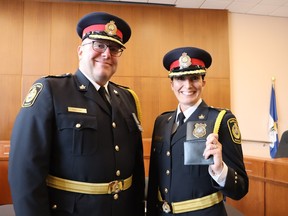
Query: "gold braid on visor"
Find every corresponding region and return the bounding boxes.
[168,69,206,78]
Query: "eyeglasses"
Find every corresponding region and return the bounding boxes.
[82,41,124,57]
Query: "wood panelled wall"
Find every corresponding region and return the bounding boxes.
[0,0,230,140]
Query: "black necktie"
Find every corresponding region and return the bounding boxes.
[171,112,185,139]
[177,112,185,126]
[98,86,111,112]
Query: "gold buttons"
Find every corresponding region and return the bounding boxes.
[166,170,170,175]
[113,194,119,200]
[75,123,81,128]
[52,204,57,209]
[112,122,116,128]
[166,151,170,156]
[116,170,121,176]
[164,188,168,193]
[115,145,120,151]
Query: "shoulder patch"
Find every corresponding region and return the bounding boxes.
[43,73,72,78]
[22,83,43,107]
[227,118,241,144]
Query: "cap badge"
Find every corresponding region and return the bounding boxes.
[179,52,191,69]
[193,123,207,138]
[105,21,117,36]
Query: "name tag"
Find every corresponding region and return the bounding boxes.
[68,107,87,113]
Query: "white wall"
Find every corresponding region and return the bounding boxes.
[229,13,288,158]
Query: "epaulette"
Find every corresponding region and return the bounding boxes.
[110,81,142,123]
[160,111,174,116]
[210,106,241,144]
[209,106,230,112]
[43,73,72,78]
[109,81,129,89]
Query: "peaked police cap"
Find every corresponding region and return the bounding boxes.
[77,12,131,48]
[163,47,212,78]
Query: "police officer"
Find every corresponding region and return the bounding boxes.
[9,12,145,216]
[147,47,248,216]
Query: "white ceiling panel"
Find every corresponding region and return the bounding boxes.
[148,0,175,4]
[112,0,288,17]
[227,2,259,14]
[249,5,280,15]
[201,0,232,9]
[270,6,288,16]
[260,0,288,6]
[120,0,147,2]
[175,0,206,8]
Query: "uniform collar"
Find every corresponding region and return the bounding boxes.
[176,98,202,123]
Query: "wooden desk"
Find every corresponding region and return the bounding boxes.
[0,140,12,205]
[227,156,288,216]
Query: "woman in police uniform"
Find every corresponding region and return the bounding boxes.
[147,47,248,216]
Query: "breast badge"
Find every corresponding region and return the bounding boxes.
[192,123,207,138]
[22,83,43,108]
[227,118,241,144]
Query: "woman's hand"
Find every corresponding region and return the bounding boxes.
[203,133,223,175]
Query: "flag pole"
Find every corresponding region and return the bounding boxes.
[271,76,275,87]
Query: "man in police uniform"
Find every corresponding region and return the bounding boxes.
[147,47,248,215]
[9,12,145,216]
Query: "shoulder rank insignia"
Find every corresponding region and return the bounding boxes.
[43,73,71,78]
[227,118,241,144]
[22,83,43,107]
[79,84,86,90]
[198,114,205,119]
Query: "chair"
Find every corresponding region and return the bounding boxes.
[276,130,288,158]
[0,204,15,216]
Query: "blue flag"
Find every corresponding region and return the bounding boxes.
[268,83,279,158]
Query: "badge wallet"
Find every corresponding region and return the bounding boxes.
[184,139,214,165]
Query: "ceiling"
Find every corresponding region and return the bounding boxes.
[103,0,288,18]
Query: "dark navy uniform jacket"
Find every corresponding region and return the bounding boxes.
[147,101,248,216]
[8,70,145,216]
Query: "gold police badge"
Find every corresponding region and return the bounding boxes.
[22,83,43,108]
[179,52,191,69]
[193,123,207,138]
[105,20,117,36]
